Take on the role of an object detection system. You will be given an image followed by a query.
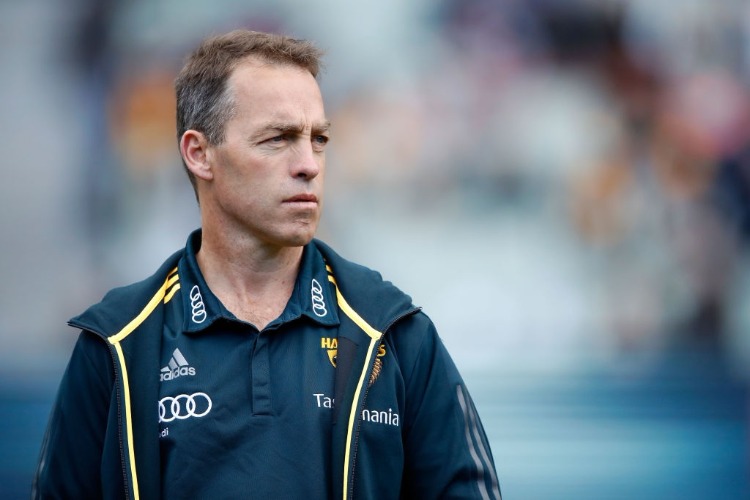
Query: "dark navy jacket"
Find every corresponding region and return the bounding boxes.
[33,237,501,499]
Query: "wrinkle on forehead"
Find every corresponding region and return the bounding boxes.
[224,59,327,138]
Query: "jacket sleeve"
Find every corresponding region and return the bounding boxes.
[33,330,116,499]
[395,313,501,499]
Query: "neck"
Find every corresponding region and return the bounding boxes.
[196,225,305,329]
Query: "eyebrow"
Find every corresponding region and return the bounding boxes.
[253,120,331,139]
[313,121,332,135]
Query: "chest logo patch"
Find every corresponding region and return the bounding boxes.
[321,337,386,386]
[321,337,338,367]
[160,348,196,382]
[158,392,212,423]
[311,279,327,317]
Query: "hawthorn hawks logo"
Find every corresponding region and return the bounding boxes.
[320,337,386,386]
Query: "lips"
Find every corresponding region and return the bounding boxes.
[284,194,318,203]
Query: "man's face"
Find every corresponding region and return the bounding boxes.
[204,59,329,249]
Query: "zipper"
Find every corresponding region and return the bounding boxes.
[68,322,132,499]
[345,307,420,500]
[110,344,131,500]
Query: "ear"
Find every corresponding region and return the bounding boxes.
[180,130,214,181]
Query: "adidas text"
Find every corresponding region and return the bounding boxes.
[160,366,196,382]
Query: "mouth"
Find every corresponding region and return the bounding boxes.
[284,194,319,205]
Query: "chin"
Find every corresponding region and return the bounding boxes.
[275,228,317,248]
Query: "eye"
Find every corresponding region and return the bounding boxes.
[312,135,329,150]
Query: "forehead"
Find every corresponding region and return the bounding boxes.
[227,58,325,121]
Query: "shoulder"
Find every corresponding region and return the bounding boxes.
[69,248,184,335]
[311,239,392,287]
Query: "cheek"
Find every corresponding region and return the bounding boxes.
[218,155,263,190]
[316,157,326,180]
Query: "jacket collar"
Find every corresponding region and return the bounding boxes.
[179,230,339,333]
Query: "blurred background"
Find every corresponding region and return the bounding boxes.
[2,0,750,498]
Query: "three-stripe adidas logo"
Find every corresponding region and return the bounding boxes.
[160,348,195,382]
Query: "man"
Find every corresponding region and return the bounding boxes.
[34,30,501,499]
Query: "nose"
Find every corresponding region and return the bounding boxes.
[291,142,322,180]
